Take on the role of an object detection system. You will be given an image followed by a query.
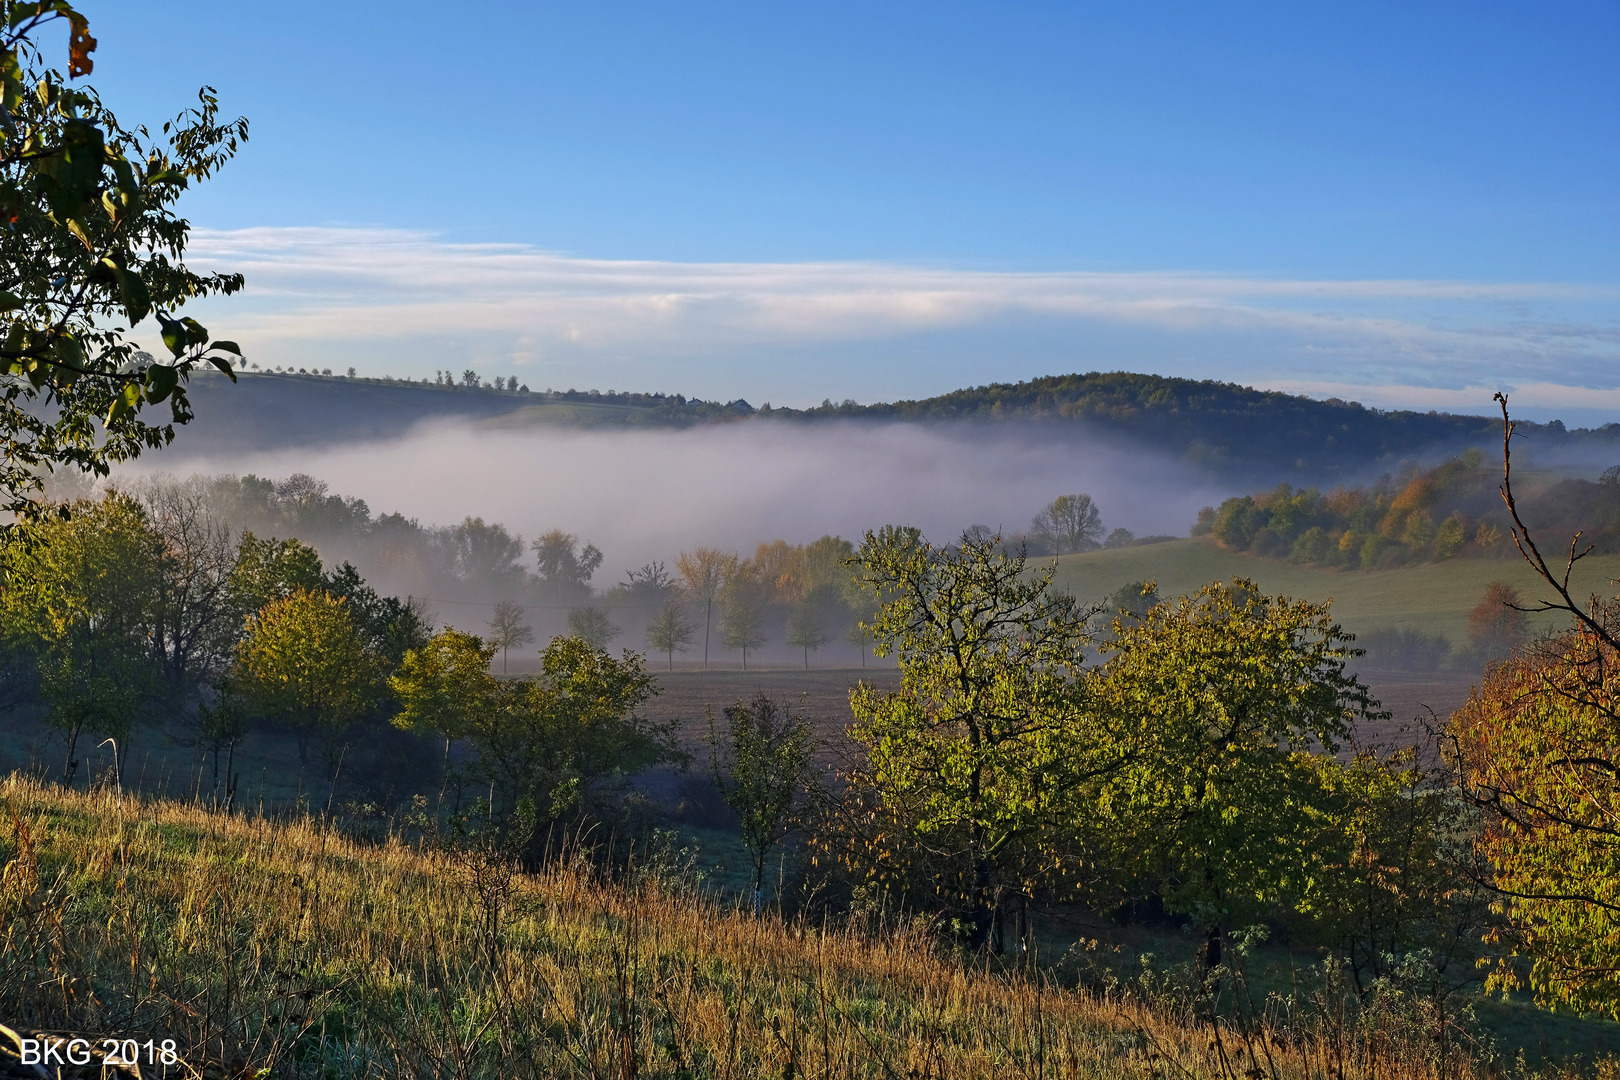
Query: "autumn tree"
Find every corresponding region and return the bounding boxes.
[1468,580,1528,659]
[709,693,818,914]
[646,597,694,670]
[0,4,247,521]
[1439,394,1620,1015]
[486,599,534,673]
[233,588,382,802]
[844,527,1120,949]
[676,547,737,668]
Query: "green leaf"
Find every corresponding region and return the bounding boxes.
[207,356,237,382]
[156,312,185,357]
[104,379,140,425]
[0,291,22,313]
[145,363,178,403]
[179,316,209,347]
[118,268,150,325]
[208,340,242,356]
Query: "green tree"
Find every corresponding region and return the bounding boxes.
[227,533,323,617]
[846,527,1121,949]
[0,4,247,521]
[785,595,830,668]
[1094,579,1384,960]
[0,491,162,785]
[485,598,534,673]
[321,561,432,666]
[389,628,499,786]
[646,597,694,670]
[721,596,766,669]
[709,693,817,915]
[233,588,381,802]
[465,635,681,826]
[1434,511,1467,559]
[533,529,602,602]
[568,605,620,650]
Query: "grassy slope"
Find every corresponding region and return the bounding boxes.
[1053,538,1620,645]
[0,778,1428,1080]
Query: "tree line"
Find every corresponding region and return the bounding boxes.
[1193,448,1620,568]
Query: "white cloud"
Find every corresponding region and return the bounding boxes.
[170,227,1620,410]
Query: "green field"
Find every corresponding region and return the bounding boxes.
[1054,538,1620,645]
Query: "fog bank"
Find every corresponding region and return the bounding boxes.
[126,419,1225,575]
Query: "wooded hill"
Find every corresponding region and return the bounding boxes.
[180,369,1616,478]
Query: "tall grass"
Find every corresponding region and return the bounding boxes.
[0,775,1542,1079]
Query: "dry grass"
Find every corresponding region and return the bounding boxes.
[0,775,1537,1079]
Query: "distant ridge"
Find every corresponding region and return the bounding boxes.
[174,369,1613,478]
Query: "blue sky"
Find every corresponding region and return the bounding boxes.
[74,1,1620,419]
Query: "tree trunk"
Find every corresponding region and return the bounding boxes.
[60,725,81,787]
[704,598,713,669]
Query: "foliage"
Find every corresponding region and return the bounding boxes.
[533,529,602,601]
[843,527,1118,947]
[388,628,498,780]
[0,3,247,519]
[447,516,526,593]
[463,635,680,825]
[1356,626,1452,671]
[1195,449,1620,569]
[1449,620,1620,1017]
[227,532,322,615]
[0,491,161,782]
[676,546,737,667]
[232,588,382,779]
[1467,580,1528,659]
[720,593,766,668]
[708,693,818,914]
[1093,580,1386,933]
[645,596,693,670]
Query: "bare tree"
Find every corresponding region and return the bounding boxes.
[486,599,535,673]
[1030,493,1104,554]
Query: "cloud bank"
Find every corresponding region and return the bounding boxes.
[166,227,1620,421]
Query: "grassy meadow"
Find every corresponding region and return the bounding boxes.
[1054,538,1620,646]
[0,775,1596,1080]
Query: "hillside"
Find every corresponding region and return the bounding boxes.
[176,369,1616,479]
[1,777,1608,1077]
